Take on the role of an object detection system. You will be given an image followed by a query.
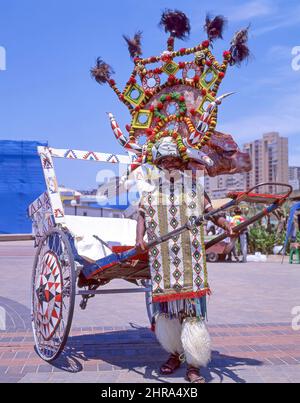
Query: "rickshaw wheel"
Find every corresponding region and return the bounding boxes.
[207,252,219,263]
[31,228,76,362]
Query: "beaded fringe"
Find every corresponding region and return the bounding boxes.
[153,296,207,320]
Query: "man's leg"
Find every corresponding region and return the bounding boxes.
[232,242,239,262]
[155,313,183,374]
[181,318,211,383]
[240,232,248,263]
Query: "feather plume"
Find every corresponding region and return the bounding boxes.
[123,31,143,59]
[229,26,250,66]
[204,14,227,42]
[159,9,190,39]
[90,58,114,84]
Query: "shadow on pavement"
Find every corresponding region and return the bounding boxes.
[50,328,263,383]
[0,296,31,332]
[205,351,263,383]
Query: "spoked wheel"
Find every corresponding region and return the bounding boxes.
[206,252,219,263]
[31,228,76,361]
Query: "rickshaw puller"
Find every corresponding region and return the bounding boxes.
[135,137,232,383]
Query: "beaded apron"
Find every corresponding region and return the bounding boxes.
[139,166,210,312]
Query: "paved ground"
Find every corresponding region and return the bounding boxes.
[0,241,300,383]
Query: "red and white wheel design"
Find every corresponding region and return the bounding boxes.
[31,228,75,361]
[35,251,63,341]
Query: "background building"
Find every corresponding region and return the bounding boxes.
[289,167,300,191]
[205,132,289,199]
[244,132,288,194]
[204,173,245,199]
[62,177,130,218]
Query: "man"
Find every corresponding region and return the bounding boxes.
[231,207,248,263]
[135,137,232,383]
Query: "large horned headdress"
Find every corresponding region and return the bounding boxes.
[91,9,250,173]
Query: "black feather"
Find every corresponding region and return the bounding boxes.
[229,26,250,66]
[123,31,143,59]
[90,58,114,84]
[159,9,191,39]
[204,14,227,42]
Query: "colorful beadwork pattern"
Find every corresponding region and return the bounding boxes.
[139,166,210,303]
[91,10,250,173]
[28,191,55,242]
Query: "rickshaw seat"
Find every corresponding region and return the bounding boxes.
[63,215,137,262]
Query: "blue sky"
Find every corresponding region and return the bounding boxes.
[0,0,300,189]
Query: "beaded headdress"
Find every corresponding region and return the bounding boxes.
[91,9,249,172]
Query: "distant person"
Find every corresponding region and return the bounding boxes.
[207,220,216,236]
[213,213,238,262]
[225,213,239,262]
[231,207,248,263]
[291,213,300,242]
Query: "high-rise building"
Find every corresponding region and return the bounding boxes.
[205,132,289,198]
[244,132,288,194]
[289,166,300,191]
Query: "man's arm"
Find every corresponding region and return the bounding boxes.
[204,191,233,234]
[136,210,147,251]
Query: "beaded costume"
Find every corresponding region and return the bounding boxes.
[92,8,250,372]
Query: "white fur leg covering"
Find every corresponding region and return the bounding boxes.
[155,314,183,354]
[181,318,211,367]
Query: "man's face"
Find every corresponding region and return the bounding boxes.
[157,156,183,171]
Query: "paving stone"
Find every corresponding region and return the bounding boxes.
[15,351,30,359]
[97,363,113,371]
[1,351,16,359]
[37,364,53,373]
[1,377,23,383]
[18,373,53,383]
[0,366,8,375]
[6,366,24,375]
[22,365,38,374]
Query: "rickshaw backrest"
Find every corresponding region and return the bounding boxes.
[64,215,136,246]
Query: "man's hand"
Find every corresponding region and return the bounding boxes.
[215,216,235,237]
[222,221,235,237]
[135,238,147,252]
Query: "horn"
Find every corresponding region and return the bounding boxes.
[107,113,143,154]
[186,92,234,146]
[194,92,235,138]
[204,92,235,116]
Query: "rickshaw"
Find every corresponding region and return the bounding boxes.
[28,145,292,362]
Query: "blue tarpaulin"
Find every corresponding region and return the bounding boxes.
[0,140,47,234]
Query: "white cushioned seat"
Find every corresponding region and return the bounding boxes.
[63,215,137,262]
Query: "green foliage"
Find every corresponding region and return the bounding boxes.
[249,225,284,255]
[243,201,300,255]
[248,226,274,254]
[248,224,300,255]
